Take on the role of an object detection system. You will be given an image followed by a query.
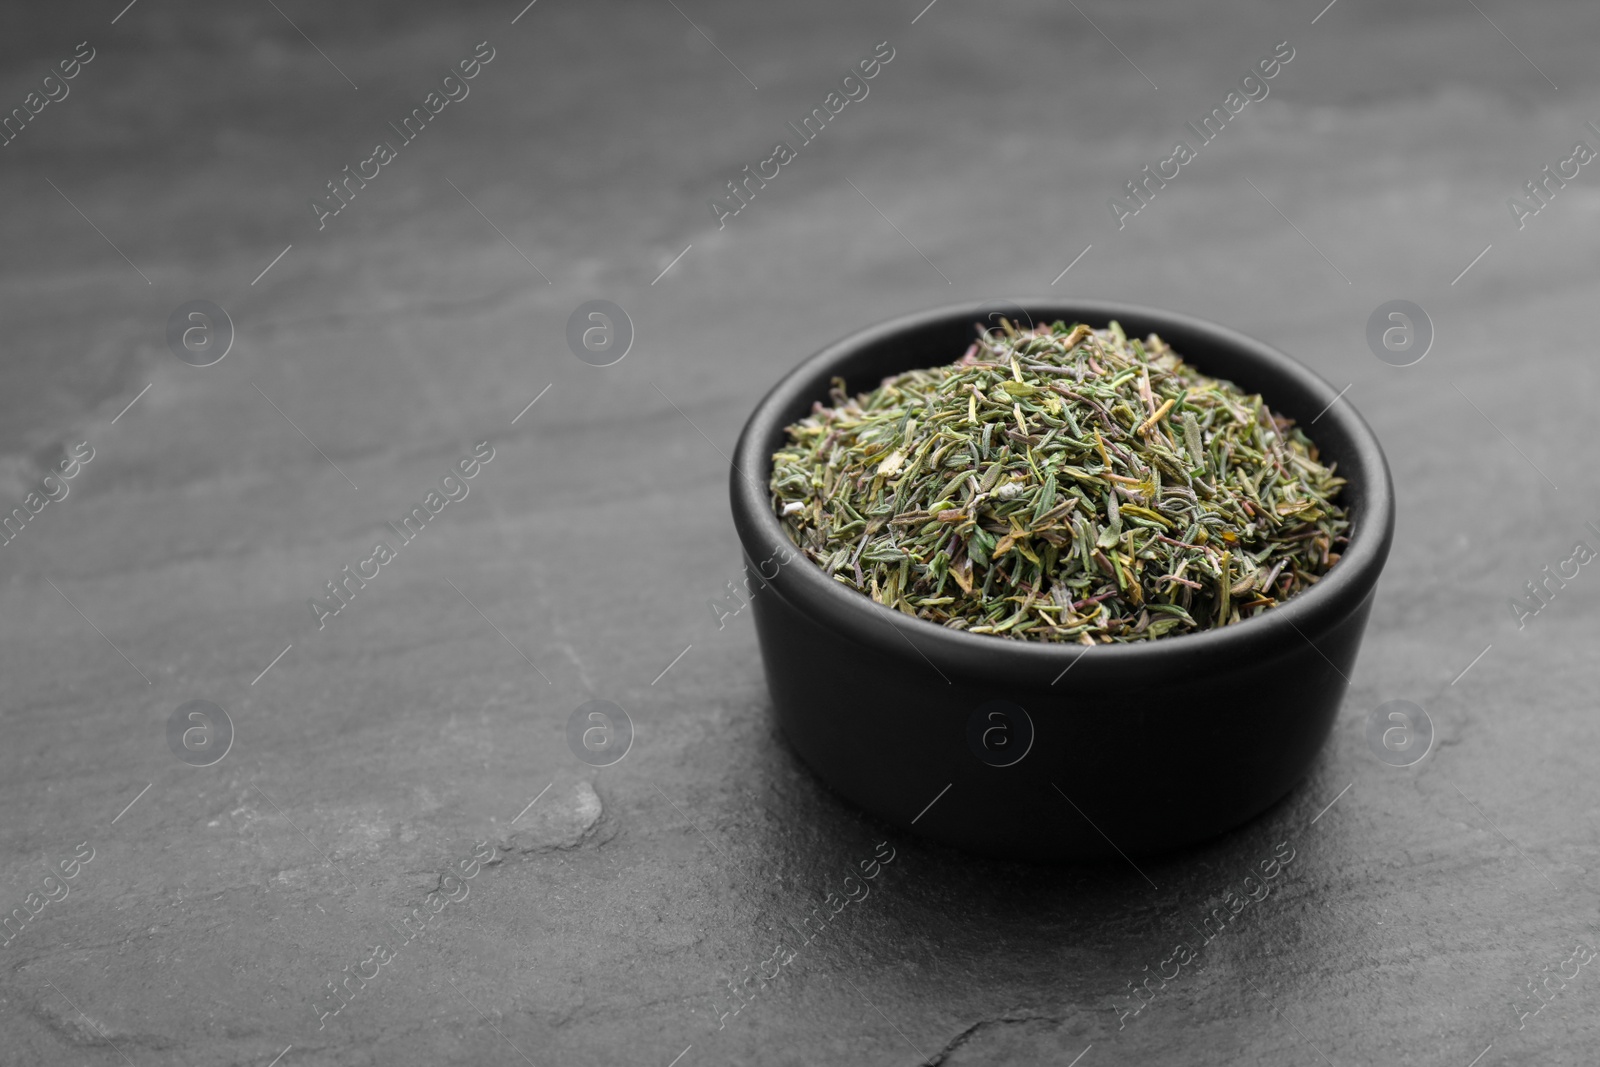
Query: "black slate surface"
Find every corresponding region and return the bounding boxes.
[2,1,1599,1064]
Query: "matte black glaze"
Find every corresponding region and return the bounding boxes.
[730,301,1395,861]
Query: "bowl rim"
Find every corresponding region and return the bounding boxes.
[730,299,1395,683]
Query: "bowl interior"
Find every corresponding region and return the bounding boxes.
[731,299,1394,680]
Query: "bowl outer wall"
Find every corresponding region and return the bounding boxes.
[728,300,1395,857]
[743,563,1378,859]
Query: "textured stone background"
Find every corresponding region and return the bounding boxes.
[2,1,1598,1064]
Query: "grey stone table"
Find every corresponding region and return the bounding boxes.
[3,1,1599,1063]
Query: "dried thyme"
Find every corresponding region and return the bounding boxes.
[769,319,1349,644]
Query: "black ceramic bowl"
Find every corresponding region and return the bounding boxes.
[730,301,1394,861]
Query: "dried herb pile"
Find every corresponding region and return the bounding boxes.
[769,319,1349,643]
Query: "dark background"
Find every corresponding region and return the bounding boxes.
[2,1,1597,1064]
